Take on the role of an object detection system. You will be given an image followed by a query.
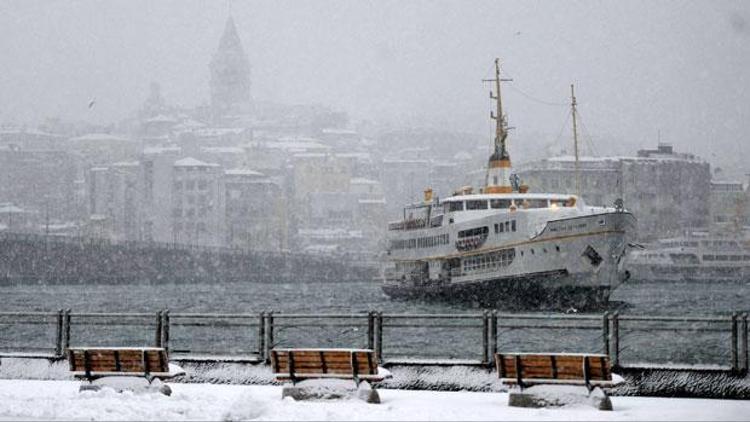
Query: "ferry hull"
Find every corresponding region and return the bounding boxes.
[382,269,615,310]
[382,211,635,310]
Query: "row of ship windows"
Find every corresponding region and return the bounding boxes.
[462,249,516,272]
[446,198,575,212]
[390,233,450,250]
[391,219,517,251]
[703,255,750,261]
[494,220,517,234]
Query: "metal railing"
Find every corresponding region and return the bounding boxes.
[0,310,747,373]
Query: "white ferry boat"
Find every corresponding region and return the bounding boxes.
[626,235,750,282]
[382,59,636,309]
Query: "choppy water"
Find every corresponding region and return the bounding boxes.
[2,280,748,366]
[4,280,748,314]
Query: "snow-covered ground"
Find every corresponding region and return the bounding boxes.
[1,380,749,421]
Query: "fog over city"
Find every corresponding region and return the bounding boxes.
[1,1,749,171]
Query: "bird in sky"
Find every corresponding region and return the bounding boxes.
[88,98,96,109]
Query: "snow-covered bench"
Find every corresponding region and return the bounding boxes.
[495,352,619,410]
[270,348,388,403]
[67,347,185,395]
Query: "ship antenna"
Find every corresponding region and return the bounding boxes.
[570,84,581,199]
[482,58,514,193]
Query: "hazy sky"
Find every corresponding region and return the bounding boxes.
[1,1,748,173]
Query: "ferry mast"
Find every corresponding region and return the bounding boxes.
[570,84,581,198]
[483,58,514,194]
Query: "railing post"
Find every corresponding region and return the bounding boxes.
[63,309,71,351]
[375,312,383,363]
[55,309,64,357]
[602,311,610,356]
[742,313,748,374]
[258,312,266,361]
[731,312,739,372]
[482,310,489,365]
[367,311,374,350]
[162,310,170,354]
[490,310,498,362]
[155,311,163,347]
[611,312,620,367]
[264,311,274,364]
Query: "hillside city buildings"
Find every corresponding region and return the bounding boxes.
[1,17,749,258]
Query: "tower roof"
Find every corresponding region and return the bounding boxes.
[210,16,251,118]
[218,16,243,52]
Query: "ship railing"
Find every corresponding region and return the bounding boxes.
[387,219,427,231]
[0,310,746,372]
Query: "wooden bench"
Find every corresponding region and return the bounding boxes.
[495,352,615,391]
[270,348,386,385]
[67,347,184,384]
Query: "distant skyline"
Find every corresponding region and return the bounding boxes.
[1,0,748,176]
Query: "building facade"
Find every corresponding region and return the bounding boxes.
[171,157,225,246]
[518,144,711,241]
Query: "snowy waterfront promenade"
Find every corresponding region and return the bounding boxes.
[1,380,748,421]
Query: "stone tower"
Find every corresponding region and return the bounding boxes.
[209,17,251,120]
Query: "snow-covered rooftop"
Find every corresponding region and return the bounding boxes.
[0,205,26,214]
[69,133,133,143]
[143,146,181,155]
[174,157,219,168]
[225,168,265,177]
[351,177,380,185]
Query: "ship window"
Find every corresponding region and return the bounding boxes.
[466,200,488,210]
[458,226,489,238]
[555,245,560,252]
[716,255,728,261]
[527,199,549,208]
[744,256,750,261]
[494,223,499,233]
[730,255,742,261]
[511,220,516,232]
[448,201,464,212]
[583,245,603,266]
[504,221,510,232]
[490,199,512,209]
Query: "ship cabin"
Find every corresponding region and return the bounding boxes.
[388,192,580,231]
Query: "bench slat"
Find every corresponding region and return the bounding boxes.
[271,349,380,383]
[495,352,612,387]
[68,348,170,376]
